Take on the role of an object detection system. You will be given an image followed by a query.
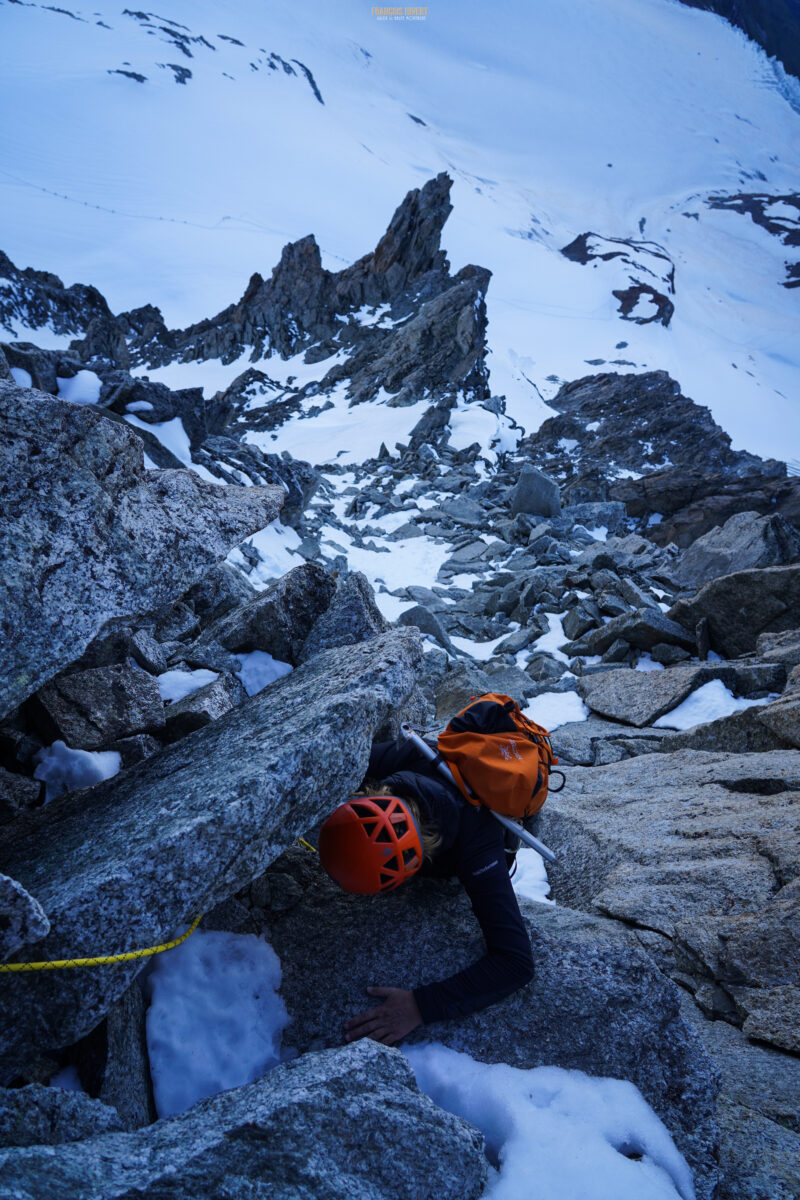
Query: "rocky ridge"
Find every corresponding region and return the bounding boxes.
[1,176,799,1199]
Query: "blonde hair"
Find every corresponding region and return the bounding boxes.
[355,782,442,861]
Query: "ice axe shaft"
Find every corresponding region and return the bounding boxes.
[399,723,557,865]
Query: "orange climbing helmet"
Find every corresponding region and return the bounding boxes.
[318,795,423,894]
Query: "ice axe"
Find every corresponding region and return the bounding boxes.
[399,722,557,864]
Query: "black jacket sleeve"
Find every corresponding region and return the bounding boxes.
[412,809,535,1024]
[368,738,433,780]
[367,747,535,1025]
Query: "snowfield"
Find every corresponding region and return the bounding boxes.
[1,0,798,460]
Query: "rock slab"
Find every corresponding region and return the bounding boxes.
[260,856,719,1200]
[0,1041,488,1200]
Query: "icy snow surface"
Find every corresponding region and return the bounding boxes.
[636,654,666,672]
[157,668,219,703]
[404,1044,695,1200]
[530,613,571,664]
[48,1066,85,1094]
[228,521,303,587]
[653,679,773,730]
[234,650,293,696]
[451,632,511,661]
[56,370,101,405]
[511,851,553,905]
[245,387,430,467]
[9,366,32,388]
[33,740,122,803]
[523,691,590,730]
[145,930,288,1119]
[1,0,798,460]
[124,413,191,464]
[317,522,451,593]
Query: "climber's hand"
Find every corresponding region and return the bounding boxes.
[344,986,422,1046]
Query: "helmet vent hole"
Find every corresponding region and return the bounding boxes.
[351,802,376,819]
[379,871,394,887]
[402,849,419,868]
[374,825,392,843]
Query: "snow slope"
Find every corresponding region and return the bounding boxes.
[1,0,798,459]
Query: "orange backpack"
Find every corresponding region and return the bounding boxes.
[437,693,563,819]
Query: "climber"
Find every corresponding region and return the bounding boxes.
[318,735,535,1046]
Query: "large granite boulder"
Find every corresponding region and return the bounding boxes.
[668,564,800,658]
[551,716,669,765]
[0,382,283,719]
[0,630,421,1079]
[161,672,245,743]
[0,767,41,822]
[539,750,800,1044]
[674,511,800,589]
[0,1041,488,1200]
[658,705,793,754]
[198,562,336,663]
[255,853,720,1200]
[509,465,561,517]
[298,571,388,663]
[33,663,165,749]
[756,667,800,749]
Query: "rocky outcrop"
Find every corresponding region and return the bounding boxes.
[673,511,800,588]
[0,250,116,351]
[552,716,669,764]
[658,705,793,754]
[563,607,695,659]
[613,467,800,548]
[253,851,719,1199]
[0,382,283,720]
[509,464,561,517]
[162,671,245,743]
[668,564,800,658]
[518,371,775,506]
[0,630,421,1078]
[118,173,471,372]
[298,571,388,663]
[0,766,41,821]
[0,1041,488,1200]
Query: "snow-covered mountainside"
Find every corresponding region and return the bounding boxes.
[1,0,799,461]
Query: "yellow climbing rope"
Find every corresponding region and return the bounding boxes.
[0,914,204,974]
[1,838,318,973]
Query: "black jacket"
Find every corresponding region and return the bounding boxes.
[368,738,535,1025]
